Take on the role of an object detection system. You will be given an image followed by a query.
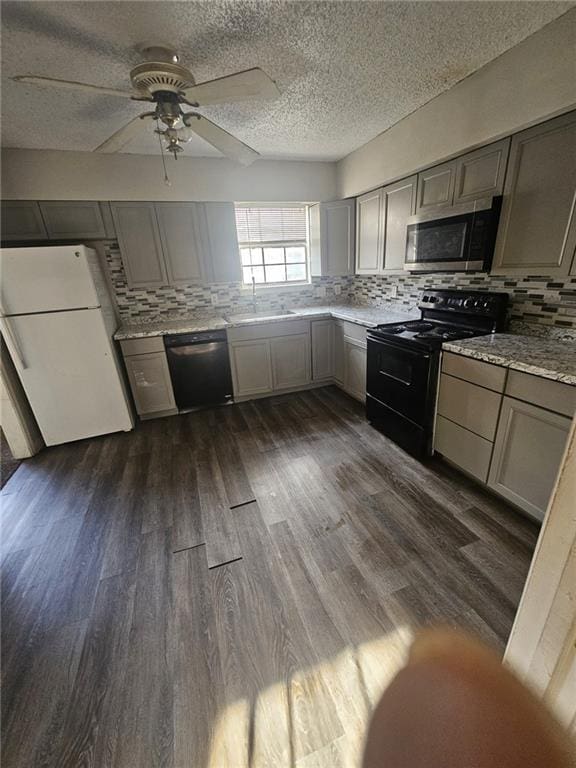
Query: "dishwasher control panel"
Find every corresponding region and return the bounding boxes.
[164,330,227,347]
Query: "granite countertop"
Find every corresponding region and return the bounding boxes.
[114,303,419,340]
[443,333,576,386]
[114,314,228,340]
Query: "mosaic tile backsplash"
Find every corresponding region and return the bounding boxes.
[104,243,576,337]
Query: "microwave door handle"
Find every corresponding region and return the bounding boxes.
[0,316,27,371]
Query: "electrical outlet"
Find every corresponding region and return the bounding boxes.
[315,286,326,298]
[390,285,399,298]
[211,294,219,306]
[334,284,342,296]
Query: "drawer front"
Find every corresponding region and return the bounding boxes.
[227,319,310,342]
[442,351,506,392]
[339,319,367,345]
[120,336,165,356]
[506,370,576,418]
[435,415,493,483]
[437,373,502,441]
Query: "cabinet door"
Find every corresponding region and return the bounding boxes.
[333,322,345,384]
[311,320,334,381]
[322,199,355,276]
[382,175,416,271]
[344,337,367,402]
[203,202,242,282]
[416,160,457,213]
[39,201,107,239]
[155,203,204,284]
[1,201,47,241]
[124,351,176,416]
[230,339,273,397]
[487,396,570,521]
[270,333,311,390]
[111,202,168,288]
[356,189,383,274]
[492,112,576,276]
[453,138,510,205]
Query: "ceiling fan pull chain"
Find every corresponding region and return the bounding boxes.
[156,118,171,186]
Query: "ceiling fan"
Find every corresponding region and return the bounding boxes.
[12,44,280,166]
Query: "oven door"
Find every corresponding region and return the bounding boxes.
[366,335,433,426]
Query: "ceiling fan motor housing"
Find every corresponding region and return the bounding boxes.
[130,61,195,95]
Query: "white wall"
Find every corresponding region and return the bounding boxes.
[337,9,576,197]
[0,149,337,202]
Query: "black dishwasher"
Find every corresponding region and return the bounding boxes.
[164,330,233,410]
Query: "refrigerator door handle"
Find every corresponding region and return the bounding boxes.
[0,316,28,370]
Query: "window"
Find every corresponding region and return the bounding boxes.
[235,205,308,285]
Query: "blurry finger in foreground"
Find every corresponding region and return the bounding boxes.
[363,628,574,768]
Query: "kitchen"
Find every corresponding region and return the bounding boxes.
[1,3,576,766]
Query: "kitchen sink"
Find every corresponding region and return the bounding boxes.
[225,309,296,323]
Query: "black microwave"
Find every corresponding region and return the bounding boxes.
[404,196,502,273]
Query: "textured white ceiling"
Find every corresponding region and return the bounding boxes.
[1,1,573,161]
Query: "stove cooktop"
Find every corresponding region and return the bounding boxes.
[371,319,482,347]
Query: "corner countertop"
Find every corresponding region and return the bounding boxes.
[443,334,576,386]
[114,303,419,340]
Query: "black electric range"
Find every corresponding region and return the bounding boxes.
[366,289,508,458]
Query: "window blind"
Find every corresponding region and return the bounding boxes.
[235,206,307,244]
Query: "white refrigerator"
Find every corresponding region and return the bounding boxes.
[0,244,134,446]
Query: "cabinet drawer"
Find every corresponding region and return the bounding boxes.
[506,370,576,418]
[435,415,493,483]
[438,373,502,441]
[442,351,506,392]
[227,319,310,342]
[339,320,367,346]
[120,336,165,356]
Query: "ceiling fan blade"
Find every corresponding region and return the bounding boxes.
[183,114,260,166]
[13,75,138,99]
[183,67,279,106]
[94,114,152,153]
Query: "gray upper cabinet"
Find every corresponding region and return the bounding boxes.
[381,175,416,271]
[111,202,168,289]
[492,111,576,276]
[415,160,457,214]
[203,202,242,283]
[39,201,108,239]
[453,138,510,204]
[155,203,205,284]
[1,201,48,241]
[310,199,355,277]
[355,189,383,274]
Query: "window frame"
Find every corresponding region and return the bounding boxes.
[235,204,311,289]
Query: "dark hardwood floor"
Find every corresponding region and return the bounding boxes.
[0,386,539,767]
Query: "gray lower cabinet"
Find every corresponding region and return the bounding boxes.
[491,111,576,276]
[120,336,177,418]
[435,351,574,522]
[229,339,274,398]
[311,319,334,381]
[270,333,311,390]
[1,201,48,241]
[487,397,571,521]
[39,201,109,239]
[333,321,345,384]
[309,200,355,277]
[343,336,367,402]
